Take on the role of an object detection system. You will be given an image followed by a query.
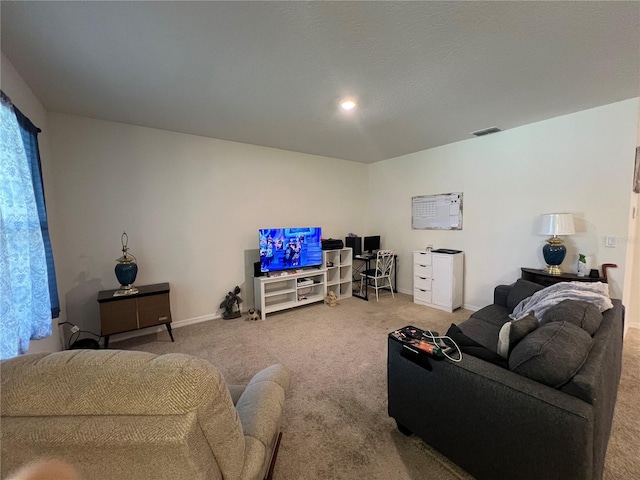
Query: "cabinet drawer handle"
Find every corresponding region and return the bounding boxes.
[159,316,168,321]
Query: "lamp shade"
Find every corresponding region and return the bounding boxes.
[539,213,575,236]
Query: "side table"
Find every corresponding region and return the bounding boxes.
[521,268,606,288]
[97,282,174,348]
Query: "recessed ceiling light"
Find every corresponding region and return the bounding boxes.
[340,98,357,112]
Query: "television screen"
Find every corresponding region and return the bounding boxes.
[259,227,323,273]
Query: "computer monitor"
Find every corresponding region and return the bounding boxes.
[363,235,380,253]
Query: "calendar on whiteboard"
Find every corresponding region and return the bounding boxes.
[412,192,463,230]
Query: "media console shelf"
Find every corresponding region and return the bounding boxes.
[254,269,327,320]
[323,247,353,300]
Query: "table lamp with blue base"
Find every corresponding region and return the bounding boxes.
[539,213,575,275]
[114,232,138,296]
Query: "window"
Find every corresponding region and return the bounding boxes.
[0,90,58,359]
[13,102,60,318]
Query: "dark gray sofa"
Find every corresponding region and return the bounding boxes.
[387,279,624,480]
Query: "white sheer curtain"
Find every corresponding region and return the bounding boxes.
[0,94,51,359]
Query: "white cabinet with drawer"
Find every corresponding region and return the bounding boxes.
[413,250,464,312]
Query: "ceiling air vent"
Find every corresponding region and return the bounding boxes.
[471,126,502,137]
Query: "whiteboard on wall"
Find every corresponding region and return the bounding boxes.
[412,192,463,230]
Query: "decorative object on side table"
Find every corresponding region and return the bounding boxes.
[114,232,138,296]
[577,253,587,277]
[538,213,575,275]
[220,286,242,319]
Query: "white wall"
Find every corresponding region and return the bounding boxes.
[46,113,368,338]
[0,53,64,353]
[368,99,639,313]
[3,48,639,353]
[628,192,640,331]
[627,105,640,331]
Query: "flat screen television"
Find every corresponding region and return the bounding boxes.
[259,227,323,273]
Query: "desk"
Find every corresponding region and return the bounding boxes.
[353,254,398,301]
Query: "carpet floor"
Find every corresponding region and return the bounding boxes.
[114,292,640,479]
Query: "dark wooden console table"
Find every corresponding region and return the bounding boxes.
[97,282,174,348]
[521,268,606,287]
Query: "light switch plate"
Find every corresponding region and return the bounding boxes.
[604,236,617,248]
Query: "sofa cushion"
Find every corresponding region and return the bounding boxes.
[469,303,511,328]
[509,321,593,388]
[446,324,508,368]
[541,299,603,335]
[458,316,502,353]
[506,279,544,313]
[496,312,539,359]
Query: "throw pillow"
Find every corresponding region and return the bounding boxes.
[496,312,539,359]
[506,279,544,313]
[541,299,603,336]
[509,321,593,388]
[446,324,508,368]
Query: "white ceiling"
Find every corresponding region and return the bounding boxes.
[2,1,639,164]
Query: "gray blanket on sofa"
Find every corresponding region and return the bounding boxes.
[510,281,613,321]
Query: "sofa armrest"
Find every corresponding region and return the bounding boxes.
[494,283,512,307]
[388,339,593,480]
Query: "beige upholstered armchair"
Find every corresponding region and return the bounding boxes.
[1,350,290,480]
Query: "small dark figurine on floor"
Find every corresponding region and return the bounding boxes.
[220,285,242,319]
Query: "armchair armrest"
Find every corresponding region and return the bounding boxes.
[236,364,290,446]
[235,364,290,480]
[236,364,290,443]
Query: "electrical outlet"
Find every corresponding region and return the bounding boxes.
[70,325,80,334]
[604,236,617,248]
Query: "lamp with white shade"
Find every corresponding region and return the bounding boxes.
[538,213,575,275]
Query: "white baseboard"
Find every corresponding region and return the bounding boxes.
[107,312,221,346]
[462,304,481,312]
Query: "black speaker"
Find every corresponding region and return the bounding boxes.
[345,236,361,256]
[254,261,264,277]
